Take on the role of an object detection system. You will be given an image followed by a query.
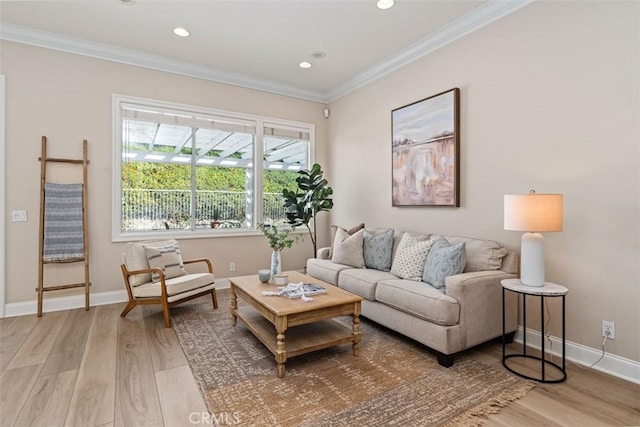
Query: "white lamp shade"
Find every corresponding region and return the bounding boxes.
[504,194,563,232]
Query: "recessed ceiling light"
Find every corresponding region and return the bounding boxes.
[376,0,395,10]
[299,61,312,69]
[173,27,190,37]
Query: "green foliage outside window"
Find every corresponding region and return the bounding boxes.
[122,163,299,192]
[121,162,301,229]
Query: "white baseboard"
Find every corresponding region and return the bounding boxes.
[515,326,640,385]
[4,284,637,384]
[3,278,232,317]
[215,278,231,289]
[4,289,129,317]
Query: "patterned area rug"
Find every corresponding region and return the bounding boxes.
[171,290,534,426]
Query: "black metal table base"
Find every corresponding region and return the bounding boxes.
[503,354,567,383]
[502,287,567,383]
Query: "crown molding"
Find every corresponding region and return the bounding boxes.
[0,22,327,103]
[325,0,534,102]
[0,0,532,104]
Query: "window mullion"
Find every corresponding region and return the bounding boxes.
[190,127,197,231]
[254,120,264,227]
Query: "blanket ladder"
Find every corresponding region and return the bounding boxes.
[37,136,91,317]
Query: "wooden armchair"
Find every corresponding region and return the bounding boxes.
[120,239,218,327]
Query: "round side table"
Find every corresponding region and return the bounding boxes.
[501,278,568,383]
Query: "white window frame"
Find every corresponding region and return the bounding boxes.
[112,94,314,242]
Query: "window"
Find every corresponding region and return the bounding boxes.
[113,95,312,240]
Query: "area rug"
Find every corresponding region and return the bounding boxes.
[171,290,534,426]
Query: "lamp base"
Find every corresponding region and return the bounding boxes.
[520,232,545,287]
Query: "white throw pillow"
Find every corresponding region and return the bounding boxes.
[390,233,435,281]
[331,228,365,268]
[329,223,365,258]
[143,243,188,282]
[125,239,180,286]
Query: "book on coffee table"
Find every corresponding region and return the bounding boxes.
[278,283,327,299]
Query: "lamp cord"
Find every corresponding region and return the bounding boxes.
[543,298,607,369]
[544,297,553,362]
[589,335,608,368]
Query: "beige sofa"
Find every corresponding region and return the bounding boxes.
[306,230,519,367]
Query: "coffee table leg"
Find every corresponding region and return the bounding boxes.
[276,316,287,378]
[230,284,237,327]
[352,312,361,357]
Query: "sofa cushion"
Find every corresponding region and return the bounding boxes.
[331,228,365,268]
[422,237,466,291]
[338,268,397,301]
[390,233,435,281]
[375,279,460,326]
[132,272,214,298]
[363,228,394,271]
[329,223,365,258]
[143,243,188,282]
[306,258,351,286]
[125,239,180,286]
[441,235,507,272]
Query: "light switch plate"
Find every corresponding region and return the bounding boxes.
[11,210,27,222]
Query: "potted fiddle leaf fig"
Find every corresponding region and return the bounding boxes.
[282,163,333,256]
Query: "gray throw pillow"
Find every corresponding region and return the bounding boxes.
[363,228,394,271]
[423,237,466,291]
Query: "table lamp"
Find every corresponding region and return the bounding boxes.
[504,191,563,287]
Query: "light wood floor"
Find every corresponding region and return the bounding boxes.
[1,301,638,427]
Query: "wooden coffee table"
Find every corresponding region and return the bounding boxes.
[229,271,362,378]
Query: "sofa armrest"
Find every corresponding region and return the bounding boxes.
[317,247,331,260]
[445,270,518,349]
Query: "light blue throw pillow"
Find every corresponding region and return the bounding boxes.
[363,228,394,271]
[423,237,467,291]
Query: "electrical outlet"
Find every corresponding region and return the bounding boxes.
[229,262,236,272]
[602,320,615,339]
[11,210,27,222]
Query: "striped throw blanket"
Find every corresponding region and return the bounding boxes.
[43,183,85,261]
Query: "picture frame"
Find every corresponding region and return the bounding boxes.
[392,88,460,207]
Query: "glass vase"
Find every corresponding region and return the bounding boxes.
[270,250,281,279]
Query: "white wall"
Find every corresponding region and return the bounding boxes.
[0,75,6,318]
[0,41,327,306]
[327,1,639,361]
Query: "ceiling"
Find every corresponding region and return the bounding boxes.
[0,0,530,102]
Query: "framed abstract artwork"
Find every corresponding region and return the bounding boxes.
[392,88,460,207]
